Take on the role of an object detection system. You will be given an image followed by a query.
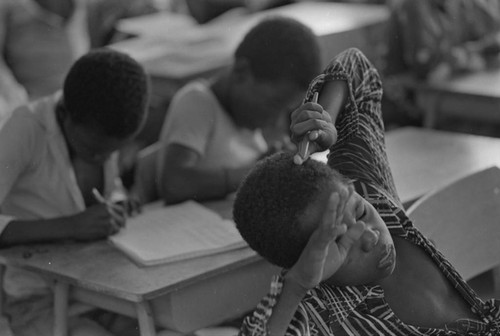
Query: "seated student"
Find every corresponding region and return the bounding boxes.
[233,48,500,335]
[154,16,321,204]
[0,0,155,127]
[386,0,500,81]
[381,0,500,128]
[0,49,149,336]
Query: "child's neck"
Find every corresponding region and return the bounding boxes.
[378,237,478,328]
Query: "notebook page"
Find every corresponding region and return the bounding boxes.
[109,201,246,265]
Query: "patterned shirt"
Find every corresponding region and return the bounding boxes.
[238,48,500,336]
[385,0,500,79]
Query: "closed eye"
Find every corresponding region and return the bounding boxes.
[357,204,367,220]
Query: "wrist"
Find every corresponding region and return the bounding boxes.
[283,272,312,297]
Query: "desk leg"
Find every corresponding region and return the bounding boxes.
[136,301,156,336]
[54,281,69,336]
[0,265,5,317]
[421,92,442,129]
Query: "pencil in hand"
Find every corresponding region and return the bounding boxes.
[92,188,125,229]
[294,92,319,165]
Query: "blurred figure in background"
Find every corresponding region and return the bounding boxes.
[132,16,321,205]
[382,0,500,128]
[0,0,155,126]
[386,0,500,81]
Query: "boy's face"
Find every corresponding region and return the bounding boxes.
[232,76,303,130]
[302,183,396,287]
[63,117,132,164]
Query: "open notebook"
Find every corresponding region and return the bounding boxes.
[109,201,247,266]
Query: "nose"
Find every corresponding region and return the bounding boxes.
[361,227,380,252]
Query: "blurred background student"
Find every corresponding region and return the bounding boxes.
[132,16,321,205]
[0,0,156,126]
[382,0,500,128]
[386,0,500,81]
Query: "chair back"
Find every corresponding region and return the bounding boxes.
[407,166,500,281]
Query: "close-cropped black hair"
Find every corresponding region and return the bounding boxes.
[233,152,350,268]
[235,16,321,90]
[63,48,150,138]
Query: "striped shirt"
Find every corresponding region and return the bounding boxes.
[239,48,500,336]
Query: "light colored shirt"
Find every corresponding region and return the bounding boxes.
[0,0,90,102]
[0,92,121,298]
[158,80,268,170]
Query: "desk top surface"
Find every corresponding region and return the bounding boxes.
[111,2,389,79]
[0,200,262,302]
[386,127,500,204]
[117,2,389,38]
[418,66,500,99]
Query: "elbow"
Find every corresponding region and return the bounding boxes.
[158,173,190,205]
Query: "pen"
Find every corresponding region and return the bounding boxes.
[92,188,125,229]
[92,188,109,205]
[295,92,319,165]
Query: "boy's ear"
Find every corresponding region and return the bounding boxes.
[57,96,69,120]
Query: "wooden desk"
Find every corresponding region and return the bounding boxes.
[413,67,500,128]
[385,127,500,206]
[0,200,279,336]
[312,126,500,206]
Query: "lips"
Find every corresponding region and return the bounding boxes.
[378,244,395,270]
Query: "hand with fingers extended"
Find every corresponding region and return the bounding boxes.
[69,203,127,241]
[290,99,337,164]
[285,188,365,290]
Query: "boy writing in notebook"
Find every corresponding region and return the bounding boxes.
[0,49,149,336]
[153,16,321,204]
[233,48,500,335]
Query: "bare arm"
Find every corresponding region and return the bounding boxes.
[266,188,364,335]
[0,203,126,247]
[158,143,251,204]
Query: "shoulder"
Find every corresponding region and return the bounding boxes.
[0,104,47,163]
[168,80,219,118]
[175,80,215,101]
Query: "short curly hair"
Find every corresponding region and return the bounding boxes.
[63,48,150,138]
[233,152,350,268]
[235,16,321,90]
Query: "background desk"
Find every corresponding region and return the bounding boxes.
[413,67,500,128]
[0,200,278,336]
[385,127,500,206]
[114,2,390,76]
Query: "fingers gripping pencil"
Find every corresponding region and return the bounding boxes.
[294,92,319,165]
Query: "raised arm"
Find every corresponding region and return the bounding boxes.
[291,48,400,205]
